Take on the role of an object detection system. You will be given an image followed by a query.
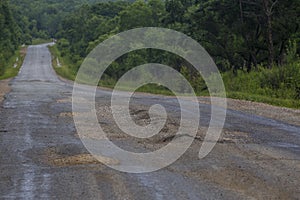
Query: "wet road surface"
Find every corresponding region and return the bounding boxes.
[0,44,299,199]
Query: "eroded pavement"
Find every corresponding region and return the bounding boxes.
[0,44,299,199]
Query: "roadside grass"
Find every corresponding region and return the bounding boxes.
[48,45,77,81]
[223,62,300,109]
[0,46,27,80]
[100,74,300,109]
[32,38,53,45]
[136,84,175,95]
[227,92,300,108]
[99,80,175,96]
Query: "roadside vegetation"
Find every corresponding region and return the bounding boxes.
[0,46,27,80]
[2,0,300,108]
[0,1,27,80]
[48,45,77,81]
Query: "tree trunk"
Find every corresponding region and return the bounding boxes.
[262,0,277,68]
[266,12,274,68]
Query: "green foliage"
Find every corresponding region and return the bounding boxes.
[286,40,299,63]
[119,0,153,30]
[32,38,53,45]
[9,0,110,39]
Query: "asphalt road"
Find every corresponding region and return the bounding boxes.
[0,44,299,199]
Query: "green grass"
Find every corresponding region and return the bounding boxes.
[99,81,175,96]
[222,63,300,109]
[32,38,53,45]
[48,45,77,80]
[99,71,300,108]
[0,46,27,80]
[227,91,300,108]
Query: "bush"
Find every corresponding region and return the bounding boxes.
[222,58,300,107]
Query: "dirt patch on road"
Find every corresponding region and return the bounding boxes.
[56,98,71,103]
[45,147,119,167]
[0,79,11,103]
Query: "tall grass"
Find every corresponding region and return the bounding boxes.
[223,61,300,108]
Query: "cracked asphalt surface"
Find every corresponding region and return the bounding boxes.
[0,44,299,199]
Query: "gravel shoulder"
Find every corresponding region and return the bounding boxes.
[0,79,11,103]
[198,97,300,126]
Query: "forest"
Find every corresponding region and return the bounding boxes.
[1,0,300,107]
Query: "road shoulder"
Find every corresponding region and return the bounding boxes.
[0,79,11,103]
[198,97,300,126]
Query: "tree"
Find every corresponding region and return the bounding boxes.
[119,0,153,31]
[0,0,20,74]
[262,0,278,68]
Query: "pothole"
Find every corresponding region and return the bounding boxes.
[155,129,251,145]
[59,112,74,117]
[221,130,252,144]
